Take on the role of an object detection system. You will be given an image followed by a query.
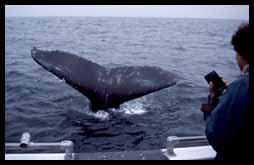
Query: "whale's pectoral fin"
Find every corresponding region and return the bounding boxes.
[31,47,107,104]
[106,66,177,106]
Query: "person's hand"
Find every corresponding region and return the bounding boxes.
[222,78,228,86]
[209,81,215,99]
[209,78,227,99]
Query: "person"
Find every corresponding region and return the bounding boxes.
[201,23,251,160]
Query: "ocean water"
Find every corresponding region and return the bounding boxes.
[5,17,245,153]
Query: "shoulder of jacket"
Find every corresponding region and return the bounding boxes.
[229,75,248,88]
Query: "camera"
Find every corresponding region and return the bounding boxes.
[204,71,227,96]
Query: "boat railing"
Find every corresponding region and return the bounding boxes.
[5,132,74,160]
[167,136,208,155]
[5,132,214,160]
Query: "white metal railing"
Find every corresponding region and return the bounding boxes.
[166,136,208,156]
[5,132,74,160]
[6,133,214,160]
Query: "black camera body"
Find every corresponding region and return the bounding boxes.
[205,71,227,96]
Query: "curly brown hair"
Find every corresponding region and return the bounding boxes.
[231,23,250,62]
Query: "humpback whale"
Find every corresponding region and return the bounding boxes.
[31,47,177,111]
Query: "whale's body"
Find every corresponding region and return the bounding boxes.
[31,47,177,111]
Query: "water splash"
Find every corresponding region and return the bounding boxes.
[79,101,147,120]
[86,109,110,121]
[111,101,147,115]
[72,104,111,121]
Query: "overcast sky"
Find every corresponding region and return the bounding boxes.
[5,5,249,20]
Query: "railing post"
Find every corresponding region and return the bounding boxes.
[20,132,31,148]
[61,140,74,160]
[166,136,179,157]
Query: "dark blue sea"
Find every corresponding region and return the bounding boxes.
[5,17,245,153]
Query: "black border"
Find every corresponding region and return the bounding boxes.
[249,5,253,148]
[2,4,5,161]
[3,0,251,5]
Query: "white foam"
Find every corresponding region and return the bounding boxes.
[86,110,110,121]
[55,67,61,72]
[58,79,65,83]
[80,100,147,120]
[112,101,147,115]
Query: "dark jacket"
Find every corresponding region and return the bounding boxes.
[204,65,250,160]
